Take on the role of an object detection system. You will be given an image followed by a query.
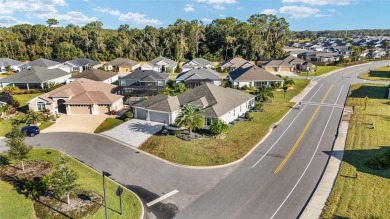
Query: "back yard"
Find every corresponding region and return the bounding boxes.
[140,79,310,166]
[321,84,390,218]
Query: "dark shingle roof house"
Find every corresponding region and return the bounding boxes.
[0,58,24,67]
[70,69,118,83]
[229,65,283,82]
[67,58,100,67]
[28,58,61,68]
[119,69,169,87]
[107,58,140,67]
[181,58,214,70]
[176,68,222,83]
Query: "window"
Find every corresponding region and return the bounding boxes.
[240,105,242,112]
[233,109,236,116]
[206,117,213,126]
[37,102,46,111]
[157,81,163,86]
[120,80,126,86]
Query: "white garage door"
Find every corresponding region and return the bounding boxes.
[149,111,170,123]
[136,108,147,119]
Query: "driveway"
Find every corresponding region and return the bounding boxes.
[101,119,163,148]
[42,114,108,133]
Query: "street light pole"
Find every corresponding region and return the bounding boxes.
[102,171,111,219]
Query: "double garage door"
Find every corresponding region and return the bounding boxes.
[136,108,170,123]
[69,105,91,114]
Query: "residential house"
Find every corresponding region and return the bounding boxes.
[367,48,386,58]
[0,58,27,73]
[181,58,215,72]
[27,58,62,69]
[259,55,316,74]
[67,69,118,84]
[117,69,169,97]
[176,68,223,88]
[298,52,340,63]
[133,83,255,124]
[220,57,253,72]
[104,58,140,73]
[141,56,178,73]
[28,78,123,115]
[64,58,102,73]
[229,65,284,88]
[0,67,71,90]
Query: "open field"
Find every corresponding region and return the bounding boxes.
[0,149,142,219]
[321,84,390,218]
[140,79,310,166]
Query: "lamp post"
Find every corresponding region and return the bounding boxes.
[102,171,111,219]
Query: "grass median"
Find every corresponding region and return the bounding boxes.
[321,84,390,218]
[140,79,310,166]
[298,66,342,77]
[0,149,142,219]
[359,66,390,81]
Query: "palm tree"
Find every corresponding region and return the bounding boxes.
[255,85,274,102]
[175,104,205,137]
[25,110,43,125]
[283,76,295,88]
[176,83,187,94]
[162,85,175,96]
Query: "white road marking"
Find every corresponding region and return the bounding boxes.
[146,190,179,207]
[269,85,345,219]
[251,84,324,169]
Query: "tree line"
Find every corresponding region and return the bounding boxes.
[291,29,390,40]
[0,14,290,63]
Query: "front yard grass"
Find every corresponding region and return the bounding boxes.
[95,118,124,133]
[298,66,342,77]
[0,149,142,219]
[321,84,390,218]
[140,79,310,166]
[359,66,390,81]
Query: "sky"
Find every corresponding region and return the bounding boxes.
[0,0,389,31]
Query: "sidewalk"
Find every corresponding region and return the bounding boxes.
[301,109,351,219]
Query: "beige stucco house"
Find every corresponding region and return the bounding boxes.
[28,78,123,115]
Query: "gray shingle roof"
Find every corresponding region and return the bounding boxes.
[121,69,169,81]
[0,58,24,67]
[176,68,223,81]
[107,58,140,67]
[182,58,213,68]
[67,58,100,66]
[0,67,70,83]
[229,65,283,82]
[134,83,255,118]
[71,69,117,81]
[148,56,177,67]
[28,58,60,68]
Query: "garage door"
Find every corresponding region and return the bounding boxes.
[149,111,170,123]
[97,105,110,114]
[69,105,91,114]
[136,108,147,119]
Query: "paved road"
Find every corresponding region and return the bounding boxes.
[1,61,389,219]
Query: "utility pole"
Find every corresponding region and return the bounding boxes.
[102,171,111,219]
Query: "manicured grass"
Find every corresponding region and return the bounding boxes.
[0,180,34,219]
[321,84,390,219]
[298,66,342,77]
[0,149,142,219]
[13,93,41,109]
[140,79,310,166]
[94,118,124,133]
[359,66,390,81]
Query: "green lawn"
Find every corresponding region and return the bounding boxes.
[95,118,124,133]
[359,66,390,81]
[298,66,342,77]
[140,79,310,166]
[321,84,390,219]
[0,93,53,136]
[0,149,142,219]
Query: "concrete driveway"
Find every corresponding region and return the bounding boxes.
[101,119,163,148]
[42,114,108,133]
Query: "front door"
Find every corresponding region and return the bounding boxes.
[57,99,67,114]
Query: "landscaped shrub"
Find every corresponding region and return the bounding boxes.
[209,119,229,134]
[365,149,390,170]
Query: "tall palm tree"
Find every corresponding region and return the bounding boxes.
[283,76,295,87]
[175,104,205,137]
[256,85,274,102]
[25,110,43,125]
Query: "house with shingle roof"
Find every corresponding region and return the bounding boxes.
[229,65,283,88]
[64,58,102,73]
[141,56,178,73]
[104,58,140,73]
[221,57,253,72]
[181,58,215,72]
[28,78,123,115]
[176,68,223,88]
[0,58,27,73]
[68,69,118,84]
[27,58,61,69]
[133,83,255,125]
[0,67,71,90]
[259,55,315,74]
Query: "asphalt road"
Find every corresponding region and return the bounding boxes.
[1,61,389,219]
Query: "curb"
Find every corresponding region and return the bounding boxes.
[315,62,374,81]
[38,148,145,219]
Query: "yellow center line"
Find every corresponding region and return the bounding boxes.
[274,84,334,174]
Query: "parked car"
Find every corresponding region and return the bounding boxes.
[21,125,40,137]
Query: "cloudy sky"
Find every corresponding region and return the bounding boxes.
[0,0,389,30]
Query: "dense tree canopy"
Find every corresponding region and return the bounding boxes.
[0,14,290,62]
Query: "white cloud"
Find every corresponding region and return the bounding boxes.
[94,7,162,25]
[0,16,30,27]
[282,0,353,6]
[219,14,225,17]
[279,6,330,18]
[328,8,336,13]
[53,11,97,24]
[0,0,65,16]
[236,6,244,10]
[213,5,225,10]
[261,9,277,15]
[202,18,213,23]
[184,4,195,12]
[197,0,237,4]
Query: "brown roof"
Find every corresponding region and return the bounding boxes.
[37,78,122,105]
[71,69,117,81]
[229,65,283,82]
[221,57,253,68]
[107,58,140,67]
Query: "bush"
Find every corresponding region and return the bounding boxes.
[118,110,133,121]
[110,109,117,115]
[209,119,229,134]
[365,149,390,170]
[241,85,249,90]
[94,118,124,133]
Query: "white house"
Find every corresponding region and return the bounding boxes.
[181,58,215,72]
[104,58,140,73]
[67,69,118,84]
[0,58,27,73]
[141,56,178,73]
[64,58,102,73]
[176,68,223,88]
[229,65,284,88]
[133,83,255,125]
